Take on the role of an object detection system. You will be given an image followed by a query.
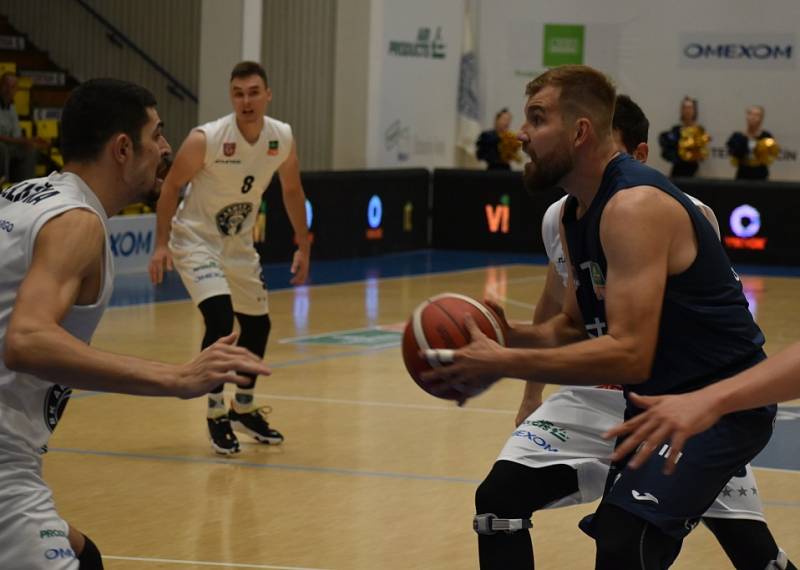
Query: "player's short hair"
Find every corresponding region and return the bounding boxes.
[525,65,616,137]
[495,107,510,120]
[613,94,649,152]
[61,78,157,163]
[230,61,269,87]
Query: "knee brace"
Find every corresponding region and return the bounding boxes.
[78,534,104,569]
[473,513,532,535]
[235,312,271,359]
[199,295,235,349]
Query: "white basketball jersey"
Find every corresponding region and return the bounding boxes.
[541,196,569,286]
[540,192,720,287]
[171,113,293,248]
[0,172,113,469]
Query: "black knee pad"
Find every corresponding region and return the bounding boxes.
[593,504,681,570]
[475,461,578,518]
[199,295,235,349]
[235,312,271,359]
[78,533,104,569]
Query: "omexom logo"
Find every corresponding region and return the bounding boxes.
[485,194,510,234]
[680,33,795,69]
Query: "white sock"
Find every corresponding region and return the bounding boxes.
[207,393,226,418]
[233,388,255,412]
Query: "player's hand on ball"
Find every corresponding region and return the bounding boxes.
[603,390,721,474]
[419,315,504,402]
[176,332,271,398]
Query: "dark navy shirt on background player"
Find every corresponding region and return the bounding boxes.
[562,153,776,540]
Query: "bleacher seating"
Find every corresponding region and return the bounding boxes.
[0,14,77,181]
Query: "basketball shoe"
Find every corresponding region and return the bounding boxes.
[229,405,284,445]
[207,414,240,455]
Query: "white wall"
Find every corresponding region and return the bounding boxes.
[365,0,464,168]
[478,0,800,180]
[199,0,244,124]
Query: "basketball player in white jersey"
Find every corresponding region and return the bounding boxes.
[0,79,269,569]
[474,95,794,569]
[149,61,310,455]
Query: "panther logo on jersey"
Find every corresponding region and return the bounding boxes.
[43,384,72,433]
[216,202,253,236]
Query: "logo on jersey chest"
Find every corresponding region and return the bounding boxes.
[43,384,72,433]
[578,260,606,300]
[268,140,279,156]
[216,202,253,236]
[223,142,236,157]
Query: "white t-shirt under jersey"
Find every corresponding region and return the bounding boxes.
[170,113,293,250]
[541,192,721,286]
[0,172,113,484]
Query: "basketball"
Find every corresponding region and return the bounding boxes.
[401,293,507,401]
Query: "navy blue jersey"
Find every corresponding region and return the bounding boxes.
[563,153,765,397]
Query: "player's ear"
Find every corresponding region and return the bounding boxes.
[110,133,133,164]
[573,118,591,147]
[633,142,649,163]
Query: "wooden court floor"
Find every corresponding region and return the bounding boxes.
[45,264,800,569]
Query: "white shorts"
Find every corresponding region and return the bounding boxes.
[497,386,765,521]
[0,486,78,569]
[170,235,269,316]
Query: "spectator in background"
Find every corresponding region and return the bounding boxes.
[476,108,514,170]
[658,96,709,178]
[727,106,777,180]
[0,73,47,183]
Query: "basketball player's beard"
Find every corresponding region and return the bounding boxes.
[522,149,573,194]
[143,156,173,203]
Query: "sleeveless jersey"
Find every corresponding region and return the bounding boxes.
[170,113,293,248]
[562,154,765,397]
[0,172,113,470]
[543,190,720,288]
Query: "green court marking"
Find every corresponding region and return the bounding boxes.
[288,327,402,347]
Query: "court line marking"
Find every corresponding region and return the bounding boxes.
[251,393,516,415]
[278,326,402,344]
[107,263,545,310]
[102,555,332,570]
[46,447,484,484]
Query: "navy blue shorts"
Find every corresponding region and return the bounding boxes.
[584,403,776,540]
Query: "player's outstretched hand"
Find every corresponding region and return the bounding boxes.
[290,249,310,285]
[148,245,174,284]
[174,333,271,399]
[419,314,504,403]
[603,390,722,474]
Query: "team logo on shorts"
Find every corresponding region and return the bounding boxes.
[43,384,72,433]
[268,140,279,156]
[216,202,253,236]
[223,142,236,157]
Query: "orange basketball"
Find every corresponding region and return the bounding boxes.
[401,293,507,401]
